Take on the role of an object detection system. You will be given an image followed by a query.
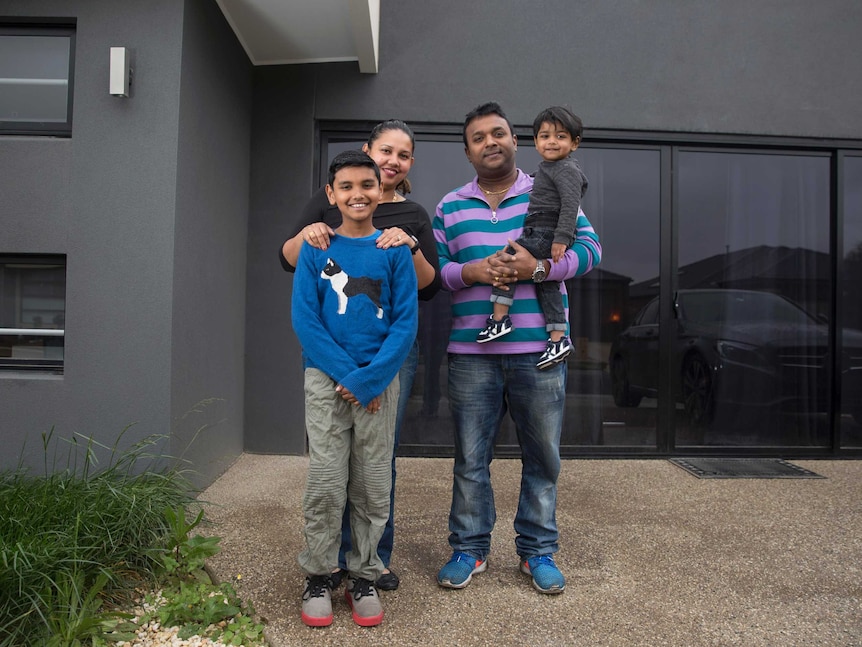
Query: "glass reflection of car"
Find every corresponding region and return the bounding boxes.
[609,289,862,426]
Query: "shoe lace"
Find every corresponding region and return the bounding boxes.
[351,577,375,600]
[305,575,330,599]
[531,555,556,569]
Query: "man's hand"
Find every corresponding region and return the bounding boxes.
[462,239,543,288]
[488,239,542,287]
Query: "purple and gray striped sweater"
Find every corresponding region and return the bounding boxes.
[433,169,602,355]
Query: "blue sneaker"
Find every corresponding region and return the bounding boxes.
[520,555,566,594]
[437,552,487,589]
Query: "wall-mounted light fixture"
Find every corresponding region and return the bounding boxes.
[109,47,132,97]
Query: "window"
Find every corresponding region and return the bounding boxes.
[0,255,66,372]
[677,151,831,447]
[320,124,862,456]
[326,136,661,451]
[0,22,75,135]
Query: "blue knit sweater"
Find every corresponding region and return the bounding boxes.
[291,232,418,407]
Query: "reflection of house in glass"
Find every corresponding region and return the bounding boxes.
[565,268,632,346]
[623,245,831,325]
[606,244,862,445]
[843,242,862,327]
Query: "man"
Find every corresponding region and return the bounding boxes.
[432,102,602,594]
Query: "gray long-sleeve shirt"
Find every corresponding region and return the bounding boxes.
[528,156,588,247]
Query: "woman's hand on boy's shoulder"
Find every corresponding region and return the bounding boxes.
[300,223,335,251]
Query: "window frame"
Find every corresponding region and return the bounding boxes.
[0,19,76,137]
[0,253,66,374]
[317,120,862,457]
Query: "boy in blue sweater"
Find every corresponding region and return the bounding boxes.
[291,149,418,628]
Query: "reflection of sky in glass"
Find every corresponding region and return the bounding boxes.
[0,35,71,123]
[679,152,830,268]
[845,157,862,257]
[576,147,660,284]
[328,139,660,283]
[0,36,70,77]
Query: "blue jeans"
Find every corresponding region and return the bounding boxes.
[447,352,566,560]
[338,337,418,569]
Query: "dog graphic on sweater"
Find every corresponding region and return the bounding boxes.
[321,258,383,319]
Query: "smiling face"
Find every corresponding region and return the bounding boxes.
[363,128,414,192]
[325,165,382,235]
[534,121,580,162]
[464,113,518,179]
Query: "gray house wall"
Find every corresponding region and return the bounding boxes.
[171,0,251,483]
[1,0,251,487]
[244,0,862,453]
[244,65,318,454]
[3,0,861,482]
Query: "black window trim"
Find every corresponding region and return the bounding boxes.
[0,18,76,137]
[0,253,66,374]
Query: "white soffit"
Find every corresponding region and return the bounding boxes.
[215,0,379,73]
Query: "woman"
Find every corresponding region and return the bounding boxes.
[281,120,441,591]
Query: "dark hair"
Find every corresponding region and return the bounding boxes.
[368,119,415,151]
[327,149,381,187]
[367,119,415,195]
[462,102,514,146]
[532,106,583,140]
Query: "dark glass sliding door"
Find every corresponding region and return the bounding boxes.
[675,151,831,447]
[323,129,858,456]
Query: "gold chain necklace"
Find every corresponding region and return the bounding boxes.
[478,181,515,196]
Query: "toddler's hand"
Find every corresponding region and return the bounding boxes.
[551,242,567,264]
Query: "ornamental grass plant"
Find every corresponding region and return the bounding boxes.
[0,427,266,646]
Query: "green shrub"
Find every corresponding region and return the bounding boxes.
[0,429,198,645]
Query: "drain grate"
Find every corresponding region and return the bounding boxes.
[669,457,825,479]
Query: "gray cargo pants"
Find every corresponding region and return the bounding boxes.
[297,367,398,581]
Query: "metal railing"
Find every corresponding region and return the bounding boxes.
[0,328,65,336]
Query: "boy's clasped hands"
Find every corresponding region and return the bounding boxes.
[335,384,381,413]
